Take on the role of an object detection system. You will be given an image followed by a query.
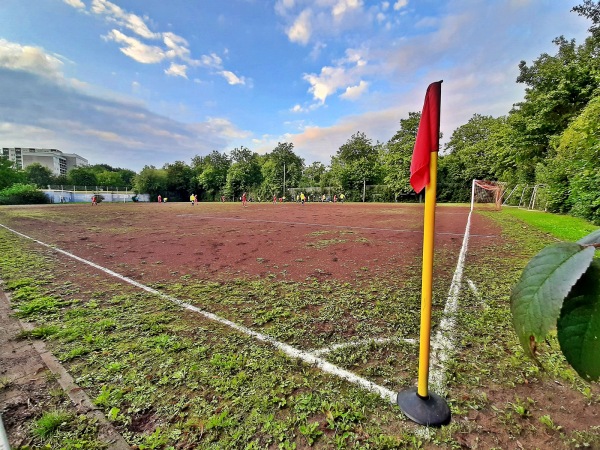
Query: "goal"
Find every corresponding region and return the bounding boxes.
[470,180,506,211]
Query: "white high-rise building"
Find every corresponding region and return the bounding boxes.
[1,147,88,176]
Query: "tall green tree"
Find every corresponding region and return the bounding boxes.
[67,167,98,187]
[96,170,124,187]
[438,114,507,202]
[572,0,600,38]
[224,146,262,199]
[381,112,420,196]
[24,163,54,188]
[509,31,600,181]
[537,95,600,224]
[300,161,326,188]
[133,166,168,199]
[0,157,25,190]
[163,161,195,201]
[259,142,304,198]
[197,151,231,200]
[330,131,383,200]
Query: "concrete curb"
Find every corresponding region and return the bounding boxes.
[0,288,130,450]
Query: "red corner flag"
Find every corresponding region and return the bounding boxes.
[410,81,442,194]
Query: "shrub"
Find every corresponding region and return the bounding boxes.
[0,183,50,205]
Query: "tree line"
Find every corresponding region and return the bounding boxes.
[1,2,598,223]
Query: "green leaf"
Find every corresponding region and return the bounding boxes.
[511,242,595,357]
[557,260,600,382]
[577,229,600,246]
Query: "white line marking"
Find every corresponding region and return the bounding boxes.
[467,279,480,300]
[0,223,397,404]
[429,210,473,395]
[311,337,417,356]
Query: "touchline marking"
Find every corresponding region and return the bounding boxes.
[429,209,473,395]
[467,279,481,301]
[176,214,496,238]
[311,337,417,356]
[0,223,397,404]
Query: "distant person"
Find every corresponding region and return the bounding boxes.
[242,191,247,207]
[300,192,305,205]
[273,195,277,204]
[339,193,345,203]
[322,194,326,202]
[194,194,198,205]
[158,194,162,203]
[91,195,97,206]
[190,193,195,205]
[221,195,225,202]
[333,195,337,203]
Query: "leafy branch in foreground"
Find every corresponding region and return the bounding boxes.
[511,229,600,381]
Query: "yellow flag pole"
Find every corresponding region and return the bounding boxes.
[417,151,438,398]
[397,151,450,427]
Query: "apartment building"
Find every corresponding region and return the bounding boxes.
[1,147,88,176]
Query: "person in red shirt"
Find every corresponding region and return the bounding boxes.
[242,192,247,207]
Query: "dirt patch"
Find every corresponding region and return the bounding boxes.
[0,202,470,284]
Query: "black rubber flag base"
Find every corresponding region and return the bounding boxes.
[397,388,451,427]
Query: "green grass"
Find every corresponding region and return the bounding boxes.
[33,410,72,438]
[502,208,599,241]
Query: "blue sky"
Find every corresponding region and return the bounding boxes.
[0,0,590,172]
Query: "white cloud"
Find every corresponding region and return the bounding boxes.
[340,80,368,100]
[91,0,159,40]
[381,1,390,11]
[200,53,223,69]
[332,0,364,20]
[63,0,85,9]
[287,9,313,45]
[197,117,252,140]
[304,66,350,103]
[84,0,246,85]
[393,0,408,11]
[303,47,368,103]
[0,39,64,79]
[163,32,194,63]
[220,71,245,85]
[165,62,188,78]
[276,0,373,45]
[105,30,165,64]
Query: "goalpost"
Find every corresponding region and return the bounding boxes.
[470,179,506,211]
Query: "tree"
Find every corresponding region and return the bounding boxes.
[259,142,304,198]
[197,151,231,200]
[381,112,420,197]
[133,166,168,199]
[509,33,600,181]
[300,162,326,187]
[224,146,262,199]
[572,0,600,38]
[163,161,195,201]
[438,115,510,202]
[67,167,98,187]
[0,157,25,190]
[96,170,124,187]
[24,163,53,188]
[537,95,600,224]
[330,132,383,200]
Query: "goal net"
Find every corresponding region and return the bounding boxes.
[470,180,506,211]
